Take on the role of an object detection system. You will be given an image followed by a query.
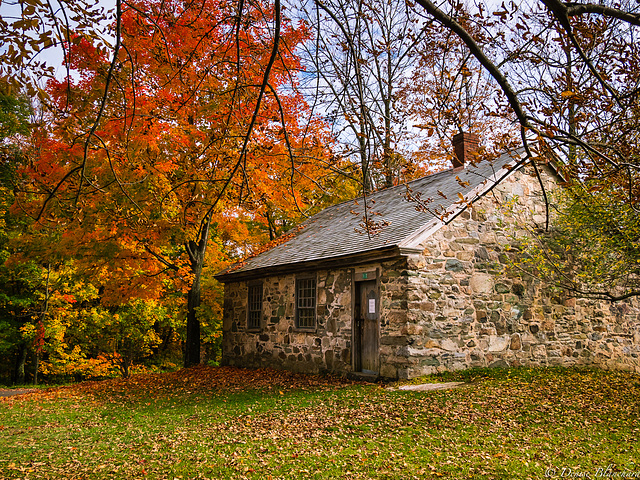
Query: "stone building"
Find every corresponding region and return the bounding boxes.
[215,134,640,379]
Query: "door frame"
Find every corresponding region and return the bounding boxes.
[351,268,380,374]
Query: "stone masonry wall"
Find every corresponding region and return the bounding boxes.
[222,269,352,374]
[395,164,640,378]
[222,258,413,376]
[222,164,640,379]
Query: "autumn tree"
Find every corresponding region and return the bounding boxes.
[0,0,112,100]
[1,94,131,382]
[0,96,85,384]
[299,0,431,191]
[410,0,639,181]
[398,9,518,174]
[395,0,639,299]
[50,298,178,379]
[513,185,640,301]
[0,89,37,383]
[14,0,342,368]
[477,1,640,299]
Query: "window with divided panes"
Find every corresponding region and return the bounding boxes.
[247,283,262,330]
[296,277,316,329]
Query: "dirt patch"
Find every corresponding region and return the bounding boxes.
[0,389,39,398]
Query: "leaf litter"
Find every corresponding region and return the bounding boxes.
[1,366,639,479]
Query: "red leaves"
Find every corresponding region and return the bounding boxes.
[34,320,46,354]
[225,224,306,273]
[18,365,358,403]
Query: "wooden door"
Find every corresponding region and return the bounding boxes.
[355,280,379,374]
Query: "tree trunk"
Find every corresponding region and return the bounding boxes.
[383,69,394,189]
[383,102,393,188]
[183,216,211,368]
[359,124,371,193]
[121,356,130,378]
[266,209,276,241]
[15,344,27,385]
[34,352,39,385]
[565,46,577,165]
[184,269,202,367]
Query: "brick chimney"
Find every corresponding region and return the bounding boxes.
[452,132,480,169]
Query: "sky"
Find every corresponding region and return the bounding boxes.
[0,0,116,85]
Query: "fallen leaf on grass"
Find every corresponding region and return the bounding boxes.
[3,366,360,404]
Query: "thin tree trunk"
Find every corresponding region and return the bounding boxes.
[359,130,370,193]
[266,209,275,241]
[34,352,39,386]
[185,272,202,367]
[15,344,27,385]
[383,96,393,188]
[35,264,51,386]
[565,46,577,165]
[183,216,211,368]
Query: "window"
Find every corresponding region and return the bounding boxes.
[296,277,316,329]
[247,283,263,330]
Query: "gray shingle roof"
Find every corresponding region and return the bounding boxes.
[216,150,523,281]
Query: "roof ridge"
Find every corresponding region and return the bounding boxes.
[318,149,524,213]
[300,166,459,217]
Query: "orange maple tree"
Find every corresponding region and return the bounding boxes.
[15,0,340,366]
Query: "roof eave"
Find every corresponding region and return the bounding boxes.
[215,245,419,283]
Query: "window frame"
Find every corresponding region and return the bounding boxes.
[246,281,263,331]
[295,275,317,331]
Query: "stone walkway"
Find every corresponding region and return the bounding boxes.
[388,381,464,392]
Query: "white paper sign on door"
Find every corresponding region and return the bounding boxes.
[368,298,376,314]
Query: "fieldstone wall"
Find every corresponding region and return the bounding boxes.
[392,164,640,378]
[222,258,414,376]
[222,164,640,379]
[222,269,352,374]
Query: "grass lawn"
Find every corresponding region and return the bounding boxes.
[1,366,639,479]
